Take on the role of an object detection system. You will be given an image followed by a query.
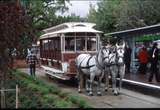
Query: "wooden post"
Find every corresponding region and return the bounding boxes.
[1,87,5,108]
[16,85,18,109]
[1,87,3,108]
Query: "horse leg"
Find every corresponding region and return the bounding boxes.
[97,77,102,96]
[118,66,125,94]
[78,71,84,93]
[85,76,89,92]
[111,70,118,95]
[88,74,95,96]
[97,72,104,96]
[118,74,122,94]
[104,68,110,92]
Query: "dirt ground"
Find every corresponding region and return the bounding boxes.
[19,68,160,108]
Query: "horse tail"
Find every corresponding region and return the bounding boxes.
[75,58,78,67]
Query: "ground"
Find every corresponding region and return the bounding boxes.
[19,68,160,108]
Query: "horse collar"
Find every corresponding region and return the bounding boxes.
[79,56,95,69]
[96,51,105,70]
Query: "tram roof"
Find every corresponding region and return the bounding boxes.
[40,22,103,39]
[43,22,97,33]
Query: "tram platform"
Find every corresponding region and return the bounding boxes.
[122,72,160,98]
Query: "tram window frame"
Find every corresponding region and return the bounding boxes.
[64,36,75,52]
[87,37,97,51]
[54,37,61,51]
[64,32,97,52]
[76,37,86,51]
[42,40,48,51]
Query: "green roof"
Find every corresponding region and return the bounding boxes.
[136,35,160,42]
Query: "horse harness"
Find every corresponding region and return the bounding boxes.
[116,47,125,66]
[78,49,106,70]
[107,48,125,66]
[78,56,95,69]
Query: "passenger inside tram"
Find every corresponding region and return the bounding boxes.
[65,37,75,51]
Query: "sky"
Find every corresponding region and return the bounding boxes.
[57,0,99,17]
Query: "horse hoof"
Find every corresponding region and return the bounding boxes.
[97,93,102,96]
[105,88,108,92]
[86,89,89,92]
[78,90,82,93]
[89,93,93,96]
[114,92,118,96]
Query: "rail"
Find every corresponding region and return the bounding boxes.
[0,85,19,108]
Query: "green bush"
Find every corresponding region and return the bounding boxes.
[55,99,73,108]
[42,94,59,104]
[67,95,92,108]
[6,92,16,108]
[59,92,70,98]
[5,70,92,108]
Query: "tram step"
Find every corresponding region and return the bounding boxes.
[45,71,70,80]
[41,65,64,74]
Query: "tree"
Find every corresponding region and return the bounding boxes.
[22,0,69,40]
[57,13,85,24]
[0,0,29,107]
[87,0,121,33]
[12,0,70,58]
[86,3,97,23]
[87,0,160,33]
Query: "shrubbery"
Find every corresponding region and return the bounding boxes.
[5,70,92,108]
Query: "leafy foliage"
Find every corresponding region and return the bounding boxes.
[0,1,30,53]
[18,0,84,58]
[22,0,69,37]
[87,0,160,34]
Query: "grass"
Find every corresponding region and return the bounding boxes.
[5,69,92,108]
[67,95,92,108]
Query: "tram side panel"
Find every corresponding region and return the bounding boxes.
[63,53,77,76]
[62,52,97,77]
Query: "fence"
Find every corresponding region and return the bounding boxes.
[0,85,19,108]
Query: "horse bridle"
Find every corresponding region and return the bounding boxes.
[101,47,110,61]
[95,47,110,70]
[116,47,125,65]
[108,52,117,65]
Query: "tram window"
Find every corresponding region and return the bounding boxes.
[65,37,75,51]
[50,40,54,50]
[87,37,96,51]
[76,37,85,51]
[42,40,49,50]
[48,40,52,50]
[55,39,61,51]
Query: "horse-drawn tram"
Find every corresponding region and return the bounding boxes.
[39,22,103,80]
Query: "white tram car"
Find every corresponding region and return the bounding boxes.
[39,22,103,80]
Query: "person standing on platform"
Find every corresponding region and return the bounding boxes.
[138,45,149,74]
[148,42,160,83]
[124,44,132,73]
